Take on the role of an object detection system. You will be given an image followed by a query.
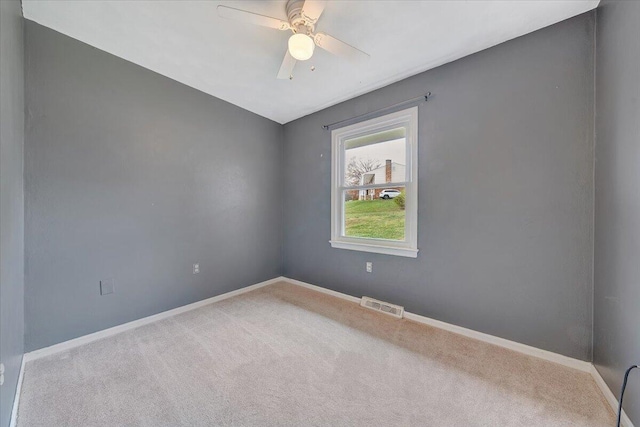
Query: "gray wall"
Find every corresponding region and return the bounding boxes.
[283,13,595,360]
[24,22,283,351]
[593,0,640,422]
[0,0,25,426]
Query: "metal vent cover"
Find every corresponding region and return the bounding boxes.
[360,296,404,319]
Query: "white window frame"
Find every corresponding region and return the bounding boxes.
[330,106,418,258]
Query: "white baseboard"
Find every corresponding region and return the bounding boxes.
[280,277,591,372]
[282,277,361,304]
[15,275,633,427]
[29,275,590,374]
[9,355,26,427]
[23,276,284,362]
[591,365,634,427]
[402,311,592,372]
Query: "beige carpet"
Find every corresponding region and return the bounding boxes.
[17,281,614,426]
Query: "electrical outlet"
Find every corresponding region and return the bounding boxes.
[366,262,373,273]
[193,263,200,274]
[100,279,114,296]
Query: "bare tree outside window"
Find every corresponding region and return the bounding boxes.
[345,158,382,186]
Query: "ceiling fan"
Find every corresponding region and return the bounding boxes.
[217,0,370,80]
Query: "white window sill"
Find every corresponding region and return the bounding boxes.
[329,240,419,258]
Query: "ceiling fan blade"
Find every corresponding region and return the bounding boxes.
[217,5,290,31]
[277,50,297,80]
[314,32,369,63]
[301,0,327,23]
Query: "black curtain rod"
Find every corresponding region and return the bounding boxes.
[322,92,432,130]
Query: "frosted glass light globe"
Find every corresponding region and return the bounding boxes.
[288,34,315,61]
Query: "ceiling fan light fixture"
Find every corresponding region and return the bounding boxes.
[288,33,315,61]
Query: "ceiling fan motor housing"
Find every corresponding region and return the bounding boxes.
[287,0,316,34]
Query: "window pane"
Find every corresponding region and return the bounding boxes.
[343,187,406,241]
[344,128,406,186]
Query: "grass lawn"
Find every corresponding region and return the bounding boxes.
[344,199,405,240]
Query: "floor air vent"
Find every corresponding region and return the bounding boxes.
[360,297,404,319]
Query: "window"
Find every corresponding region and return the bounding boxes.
[330,107,418,258]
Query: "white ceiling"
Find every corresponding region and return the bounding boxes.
[22,0,599,124]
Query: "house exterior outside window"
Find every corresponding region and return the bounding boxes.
[357,160,406,200]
